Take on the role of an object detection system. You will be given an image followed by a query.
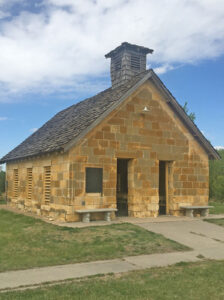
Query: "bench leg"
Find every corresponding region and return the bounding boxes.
[200,209,209,217]
[104,212,111,222]
[82,213,90,223]
[186,209,194,218]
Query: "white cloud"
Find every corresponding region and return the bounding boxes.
[215,146,224,150]
[0,116,8,120]
[29,127,38,133]
[154,64,175,75]
[0,0,224,100]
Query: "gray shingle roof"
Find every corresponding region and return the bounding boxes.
[0,70,151,163]
[0,69,220,163]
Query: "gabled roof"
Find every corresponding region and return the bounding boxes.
[0,70,220,163]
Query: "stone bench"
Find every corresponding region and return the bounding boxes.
[76,208,117,223]
[180,206,213,218]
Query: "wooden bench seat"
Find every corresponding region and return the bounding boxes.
[180,206,213,218]
[76,208,117,223]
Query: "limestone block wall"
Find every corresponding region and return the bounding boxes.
[5,80,209,222]
[68,80,209,220]
[6,152,72,220]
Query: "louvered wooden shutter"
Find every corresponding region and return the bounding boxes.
[44,166,51,204]
[13,169,19,198]
[27,168,32,200]
[131,55,140,70]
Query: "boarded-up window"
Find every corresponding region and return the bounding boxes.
[27,168,32,200]
[44,166,51,204]
[13,169,19,198]
[86,168,103,193]
[131,55,140,70]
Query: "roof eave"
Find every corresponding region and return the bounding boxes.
[0,147,64,164]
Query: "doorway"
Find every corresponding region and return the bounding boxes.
[159,161,168,215]
[116,159,129,216]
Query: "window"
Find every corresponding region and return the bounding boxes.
[13,169,19,198]
[27,168,32,200]
[86,168,103,193]
[131,55,140,70]
[44,166,51,204]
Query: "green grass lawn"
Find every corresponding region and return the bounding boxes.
[209,201,224,214]
[1,260,224,299]
[205,218,224,227]
[0,209,188,272]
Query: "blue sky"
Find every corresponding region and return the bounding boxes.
[0,0,224,166]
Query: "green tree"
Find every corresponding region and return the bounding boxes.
[209,149,224,202]
[182,101,196,122]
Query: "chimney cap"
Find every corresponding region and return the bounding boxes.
[105,42,153,58]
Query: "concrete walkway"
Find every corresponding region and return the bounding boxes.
[0,251,200,290]
[138,219,224,260]
[0,218,224,291]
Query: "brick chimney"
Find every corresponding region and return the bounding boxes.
[105,42,153,88]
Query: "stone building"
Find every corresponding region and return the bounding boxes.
[0,42,220,222]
